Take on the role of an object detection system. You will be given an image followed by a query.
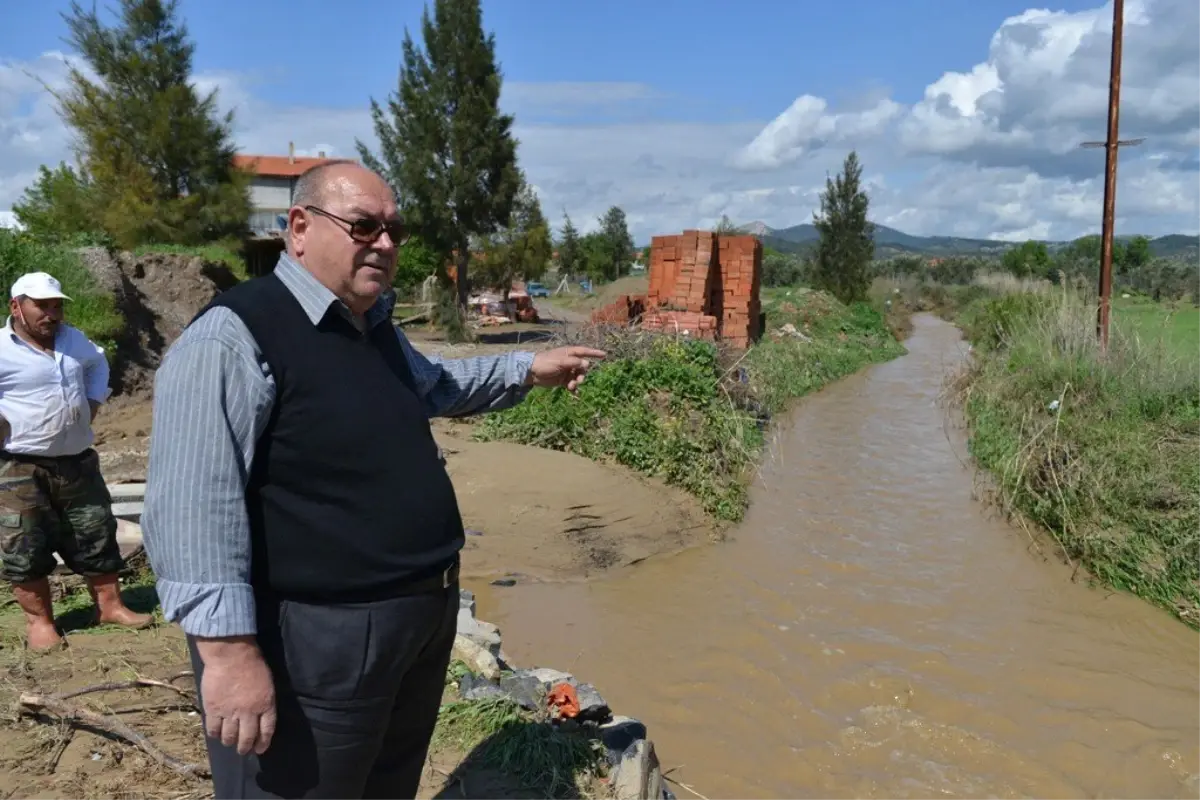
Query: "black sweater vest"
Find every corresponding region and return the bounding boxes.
[193,273,465,602]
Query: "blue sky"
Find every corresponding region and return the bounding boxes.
[1,0,1196,241]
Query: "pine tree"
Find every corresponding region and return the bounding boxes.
[476,172,551,307]
[811,151,875,304]
[11,163,100,244]
[597,205,634,281]
[357,0,520,311]
[15,0,251,248]
[557,211,582,278]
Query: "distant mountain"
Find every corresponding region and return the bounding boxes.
[747,222,1199,259]
[1149,234,1200,259]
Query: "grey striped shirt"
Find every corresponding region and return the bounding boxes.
[141,254,535,638]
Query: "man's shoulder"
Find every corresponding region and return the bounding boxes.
[170,304,260,358]
[58,323,100,352]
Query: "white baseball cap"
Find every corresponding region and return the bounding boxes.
[11,272,71,301]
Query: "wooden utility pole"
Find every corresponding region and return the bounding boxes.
[1078,0,1139,352]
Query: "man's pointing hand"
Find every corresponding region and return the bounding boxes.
[525,346,607,392]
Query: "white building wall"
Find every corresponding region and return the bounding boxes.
[249,176,294,211]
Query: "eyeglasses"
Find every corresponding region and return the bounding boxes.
[304,205,410,246]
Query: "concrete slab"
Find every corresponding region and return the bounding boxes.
[108,483,146,501]
[111,501,144,519]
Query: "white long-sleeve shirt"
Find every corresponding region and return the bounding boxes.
[0,317,111,457]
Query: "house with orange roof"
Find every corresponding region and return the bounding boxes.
[234,142,350,235]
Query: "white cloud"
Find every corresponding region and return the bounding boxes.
[733,95,902,170]
[0,0,1196,245]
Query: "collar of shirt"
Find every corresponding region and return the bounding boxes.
[273,254,395,330]
[4,315,59,354]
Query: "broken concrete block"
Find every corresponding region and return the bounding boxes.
[498,672,545,710]
[458,588,476,615]
[528,667,576,688]
[451,635,500,680]
[456,608,501,654]
[575,682,611,722]
[612,739,663,800]
[458,674,506,702]
[600,716,647,766]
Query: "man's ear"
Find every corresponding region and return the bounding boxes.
[287,207,310,255]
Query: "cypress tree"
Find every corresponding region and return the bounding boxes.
[358,0,520,313]
[557,211,582,278]
[812,151,875,304]
[597,205,634,281]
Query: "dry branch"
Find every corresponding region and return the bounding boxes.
[58,675,195,703]
[19,691,209,780]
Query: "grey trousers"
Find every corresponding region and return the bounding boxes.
[187,582,459,799]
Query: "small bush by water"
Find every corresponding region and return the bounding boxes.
[954,287,1200,626]
[474,289,905,522]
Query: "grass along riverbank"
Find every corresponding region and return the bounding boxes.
[475,288,905,523]
[952,286,1199,627]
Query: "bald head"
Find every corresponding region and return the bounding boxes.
[286,162,402,315]
[293,161,386,210]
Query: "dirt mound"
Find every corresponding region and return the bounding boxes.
[77,247,240,398]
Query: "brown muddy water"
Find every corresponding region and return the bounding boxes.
[465,314,1200,799]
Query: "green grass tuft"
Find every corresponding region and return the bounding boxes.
[433,696,607,798]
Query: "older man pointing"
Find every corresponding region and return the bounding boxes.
[142,161,604,799]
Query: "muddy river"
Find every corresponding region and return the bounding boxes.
[465,313,1199,799]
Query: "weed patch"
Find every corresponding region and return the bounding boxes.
[954,288,1200,626]
[475,289,904,522]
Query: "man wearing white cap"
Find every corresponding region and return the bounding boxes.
[0,271,151,650]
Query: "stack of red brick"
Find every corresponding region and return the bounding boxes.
[644,230,721,339]
[716,235,763,348]
[590,229,762,347]
[591,294,645,325]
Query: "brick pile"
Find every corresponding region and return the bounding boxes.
[717,235,763,348]
[591,294,646,325]
[589,229,762,347]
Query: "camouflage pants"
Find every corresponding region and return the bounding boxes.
[0,449,124,584]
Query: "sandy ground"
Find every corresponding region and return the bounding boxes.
[93,304,714,582]
[0,614,547,799]
[0,304,711,797]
